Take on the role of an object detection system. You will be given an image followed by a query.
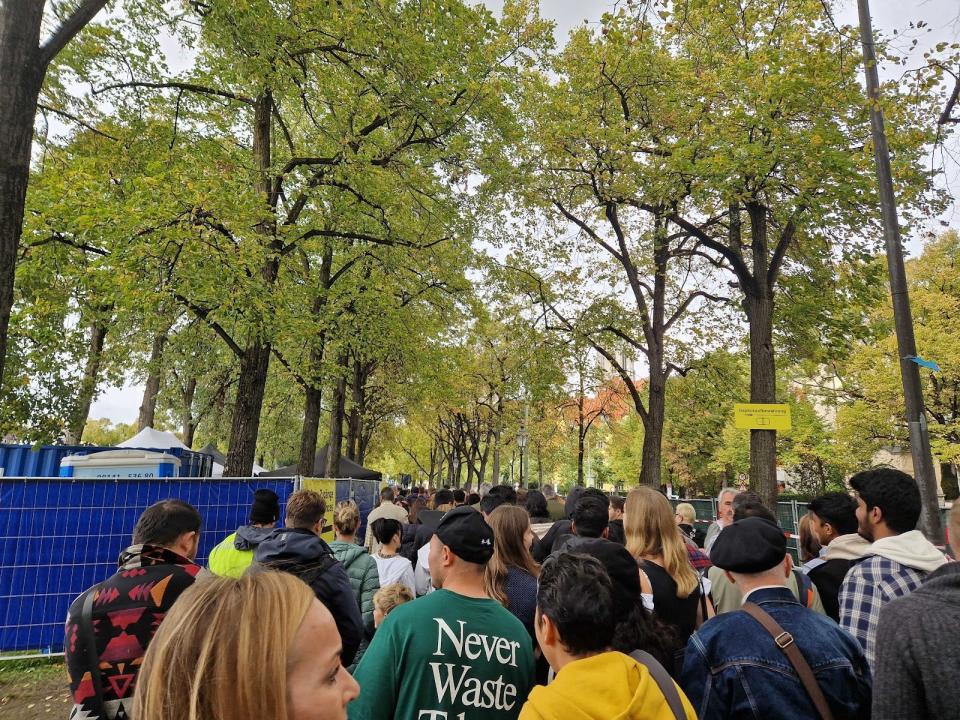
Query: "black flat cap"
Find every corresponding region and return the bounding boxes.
[435,506,494,564]
[710,517,787,573]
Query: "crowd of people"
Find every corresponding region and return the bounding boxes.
[63,468,958,720]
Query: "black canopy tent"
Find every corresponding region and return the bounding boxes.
[197,442,226,465]
[260,445,382,480]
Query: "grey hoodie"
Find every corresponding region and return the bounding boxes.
[233,524,275,551]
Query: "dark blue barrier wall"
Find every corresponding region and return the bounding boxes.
[0,444,213,478]
[336,479,380,542]
[0,477,294,653]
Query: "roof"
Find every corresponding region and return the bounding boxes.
[261,445,381,480]
[117,427,189,450]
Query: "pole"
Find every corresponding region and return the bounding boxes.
[856,0,943,543]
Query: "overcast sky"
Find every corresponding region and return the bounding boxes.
[90,0,960,424]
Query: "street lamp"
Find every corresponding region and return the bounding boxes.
[517,425,529,489]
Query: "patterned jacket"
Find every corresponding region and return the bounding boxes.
[839,555,926,669]
[65,544,201,720]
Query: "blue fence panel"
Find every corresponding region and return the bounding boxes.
[0,477,293,653]
[337,479,380,541]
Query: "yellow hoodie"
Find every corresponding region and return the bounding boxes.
[519,651,696,720]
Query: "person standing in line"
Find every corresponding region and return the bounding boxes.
[485,504,541,634]
[363,486,408,555]
[133,571,359,720]
[329,501,380,669]
[873,501,960,719]
[255,490,363,666]
[839,468,948,669]
[372,582,414,628]
[607,495,626,545]
[675,503,706,549]
[525,490,551,524]
[703,487,736,556]
[208,488,280,577]
[349,506,535,720]
[542,484,566,521]
[625,487,713,648]
[65,500,203,720]
[370,518,416,598]
[805,492,871,621]
[519,553,695,720]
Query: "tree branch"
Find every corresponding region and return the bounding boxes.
[172,293,244,358]
[37,103,118,140]
[93,81,256,104]
[39,0,110,67]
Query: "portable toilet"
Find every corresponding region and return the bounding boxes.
[59,449,181,479]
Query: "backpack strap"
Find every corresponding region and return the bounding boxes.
[793,568,814,608]
[742,602,836,720]
[77,588,107,719]
[629,649,687,720]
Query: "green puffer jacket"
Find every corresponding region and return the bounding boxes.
[329,539,379,669]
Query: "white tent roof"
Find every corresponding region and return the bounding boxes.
[118,426,190,450]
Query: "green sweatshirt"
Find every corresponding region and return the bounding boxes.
[349,589,535,720]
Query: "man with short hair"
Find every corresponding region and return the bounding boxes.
[542,483,565,521]
[364,485,409,554]
[839,468,947,669]
[873,501,960,719]
[703,487,736,556]
[65,500,203,720]
[350,506,535,720]
[607,495,626,545]
[533,487,611,562]
[418,488,455,529]
[520,553,695,719]
[208,488,280,577]
[480,484,518,519]
[681,517,872,719]
[553,495,609,554]
[255,489,363,665]
[452,488,467,506]
[805,491,871,621]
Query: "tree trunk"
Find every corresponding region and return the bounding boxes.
[224,341,271,475]
[223,91,277,477]
[745,202,778,509]
[324,352,349,478]
[137,332,167,430]
[297,245,332,475]
[491,421,502,484]
[0,5,43,394]
[346,356,364,462]
[298,385,323,475]
[181,376,197,448]
[66,318,109,442]
[639,222,669,489]
[639,382,665,489]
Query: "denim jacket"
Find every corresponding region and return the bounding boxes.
[680,586,872,720]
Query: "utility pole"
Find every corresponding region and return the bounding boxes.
[857,0,943,543]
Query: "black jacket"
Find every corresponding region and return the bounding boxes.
[399,522,434,566]
[807,557,853,622]
[254,527,363,665]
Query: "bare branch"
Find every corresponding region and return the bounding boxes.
[39,0,109,67]
[93,81,256,104]
[37,103,118,140]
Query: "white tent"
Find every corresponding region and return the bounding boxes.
[118,427,190,450]
[212,461,266,477]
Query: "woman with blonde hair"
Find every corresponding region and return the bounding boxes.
[624,486,713,649]
[484,504,540,633]
[133,571,359,720]
[329,500,379,668]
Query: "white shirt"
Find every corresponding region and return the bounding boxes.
[374,553,416,598]
[414,543,433,596]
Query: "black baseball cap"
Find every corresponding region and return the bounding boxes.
[435,506,495,564]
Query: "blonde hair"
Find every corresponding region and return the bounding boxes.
[625,487,698,598]
[133,571,314,720]
[334,500,360,535]
[675,503,696,524]
[798,512,822,563]
[484,505,540,607]
[373,582,414,615]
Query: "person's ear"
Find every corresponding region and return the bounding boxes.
[537,611,559,648]
[725,570,736,585]
[784,554,794,577]
[870,505,884,526]
[313,520,323,537]
[441,544,454,568]
[601,526,609,539]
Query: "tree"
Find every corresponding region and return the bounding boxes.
[0,0,110,393]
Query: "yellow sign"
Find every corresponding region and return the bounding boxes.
[734,403,791,431]
[301,478,337,542]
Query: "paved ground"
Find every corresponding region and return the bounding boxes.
[0,660,70,715]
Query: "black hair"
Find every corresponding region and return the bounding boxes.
[433,489,455,507]
[467,492,480,506]
[525,490,548,519]
[537,553,614,655]
[572,496,609,538]
[850,468,921,534]
[453,489,466,504]
[481,493,509,515]
[488,484,518,504]
[732,493,777,524]
[132,499,202,546]
[371,518,402,546]
[582,487,610,506]
[808,492,859,536]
